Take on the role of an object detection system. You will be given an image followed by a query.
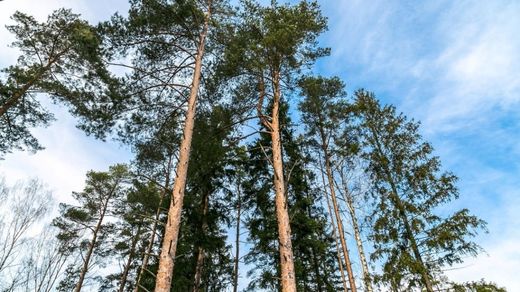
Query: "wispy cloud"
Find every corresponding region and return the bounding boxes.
[0,0,131,202]
[0,103,130,204]
[319,0,520,290]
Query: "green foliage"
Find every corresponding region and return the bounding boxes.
[222,0,328,78]
[52,164,131,290]
[450,279,507,292]
[95,0,232,146]
[170,106,235,291]
[0,9,123,156]
[355,90,487,290]
[243,102,341,291]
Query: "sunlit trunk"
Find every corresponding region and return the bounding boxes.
[154,2,212,290]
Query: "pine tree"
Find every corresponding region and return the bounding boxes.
[98,2,233,288]
[243,101,341,292]
[53,164,130,292]
[0,9,121,156]
[355,90,486,291]
[298,76,360,292]
[221,2,329,289]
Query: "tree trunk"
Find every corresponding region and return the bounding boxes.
[134,189,166,291]
[344,191,373,292]
[269,70,297,292]
[119,224,142,292]
[135,162,172,291]
[368,123,434,292]
[319,157,348,292]
[322,151,357,292]
[154,2,212,291]
[233,184,242,292]
[74,199,109,292]
[192,193,210,292]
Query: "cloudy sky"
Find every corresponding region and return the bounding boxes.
[1,0,519,290]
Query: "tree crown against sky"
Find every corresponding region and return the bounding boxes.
[0,1,516,290]
[0,8,123,156]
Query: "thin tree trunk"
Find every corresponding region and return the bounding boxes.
[134,196,164,291]
[119,224,142,292]
[318,156,348,292]
[192,247,205,292]
[192,193,209,292]
[154,2,212,291]
[367,123,434,292]
[308,223,324,292]
[344,191,373,292]
[74,199,109,292]
[313,109,357,292]
[135,158,172,291]
[233,184,242,292]
[270,70,297,292]
[135,178,169,291]
[322,150,357,292]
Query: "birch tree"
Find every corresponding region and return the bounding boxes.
[0,178,53,290]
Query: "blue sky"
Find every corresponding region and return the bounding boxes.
[318,0,520,289]
[1,0,519,290]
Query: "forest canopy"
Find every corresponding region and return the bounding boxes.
[0,1,509,292]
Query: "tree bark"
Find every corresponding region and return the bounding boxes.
[269,70,297,292]
[322,149,357,292]
[74,199,109,292]
[154,2,212,291]
[192,193,209,292]
[119,224,142,292]
[318,156,348,292]
[343,190,373,292]
[233,183,242,292]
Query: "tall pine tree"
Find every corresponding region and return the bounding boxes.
[355,90,486,291]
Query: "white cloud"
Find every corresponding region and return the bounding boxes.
[0,103,130,204]
[0,1,131,201]
[421,1,520,131]
[446,185,520,290]
[322,0,520,290]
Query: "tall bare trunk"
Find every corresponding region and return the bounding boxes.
[192,193,209,292]
[270,71,297,292]
[344,192,373,292]
[318,156,348,292]
[233,184,242,292]
[119,224,142,292]
[322,151,357,292]
[154,2,212,291]
[74,200,109,292]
